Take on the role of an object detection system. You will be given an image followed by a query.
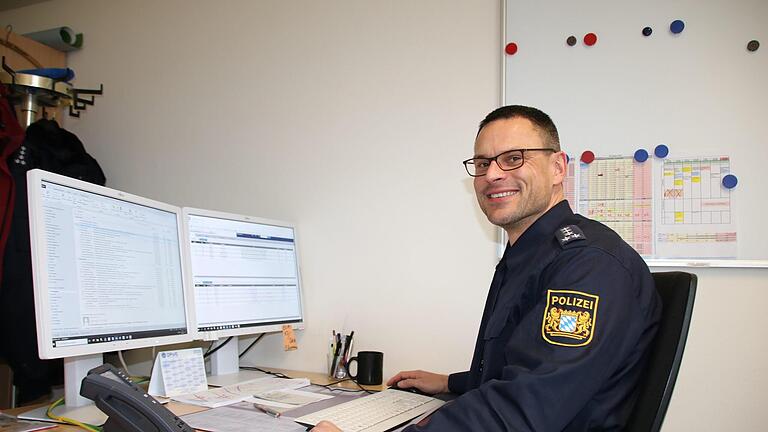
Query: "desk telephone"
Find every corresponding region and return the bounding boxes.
[80,364,193,432]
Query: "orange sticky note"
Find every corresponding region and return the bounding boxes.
[282,325,298,351]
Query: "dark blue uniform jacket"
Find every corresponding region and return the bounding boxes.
[407,200,661,431]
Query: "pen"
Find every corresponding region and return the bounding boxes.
[345,337,354,364]
[342,331,353,362]
[253,403,281,418]
[331,333,342,375]
[329,335,336,375]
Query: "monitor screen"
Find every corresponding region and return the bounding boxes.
[183,208,304,339]
[27,169,192,359]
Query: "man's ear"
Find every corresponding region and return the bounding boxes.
[551,151,567,185]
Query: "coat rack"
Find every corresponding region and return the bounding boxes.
[0,56,103,127]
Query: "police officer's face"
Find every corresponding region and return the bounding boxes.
[473,117,565,231]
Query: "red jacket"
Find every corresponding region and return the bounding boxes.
[0,87,25,285]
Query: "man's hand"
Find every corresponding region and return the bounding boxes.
[312,420,342,432]
[387,370,450,395]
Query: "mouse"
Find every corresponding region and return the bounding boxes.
[389,381,431,396]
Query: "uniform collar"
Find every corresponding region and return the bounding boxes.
[499,200,573,267]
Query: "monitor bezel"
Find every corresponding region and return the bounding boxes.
[27,169,195,359]
[182,207,306,341]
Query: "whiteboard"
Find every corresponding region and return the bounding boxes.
[502,0,768,267]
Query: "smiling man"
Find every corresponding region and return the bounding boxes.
[314,106,661,431]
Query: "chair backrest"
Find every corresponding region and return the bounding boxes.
[625,271,697,432]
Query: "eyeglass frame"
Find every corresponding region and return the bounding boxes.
[462,148,557,177]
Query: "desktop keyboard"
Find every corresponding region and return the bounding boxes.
[294,388,444,432]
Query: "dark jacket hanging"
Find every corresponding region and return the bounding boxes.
[0,118,106,404]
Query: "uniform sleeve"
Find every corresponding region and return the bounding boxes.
[406,248,652,432]
[447,371,470,394]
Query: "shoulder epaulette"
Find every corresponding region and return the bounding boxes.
[556,224,587,248]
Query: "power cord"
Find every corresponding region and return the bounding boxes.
[342,377,375,394]
[239,333,265,358]
[203,336,232,359]
[46,397,103,432]
[239,366,375,394]
[239,365,290,379]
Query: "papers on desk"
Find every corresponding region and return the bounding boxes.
[171,376,311,408]
[254,389,334,406]
[181,389,350,432]
[181,402,306,432]
[0,413,56,432]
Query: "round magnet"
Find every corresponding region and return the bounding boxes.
[722,174,738,189]
[505,42,518,55]
[654,144,669,158]
[642,27,653,37]
[567,36,577,46]
[670,20,685,34]
[634,149,649,163]
[581,150,595,164]
[747,40,760,52]
[584,33,598,46]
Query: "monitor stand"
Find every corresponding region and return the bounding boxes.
[205,336,268,386]
[18,354,108,426]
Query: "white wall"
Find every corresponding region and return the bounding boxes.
[657,267,768,431]
[2,2,767,431]
[0,0,500,378]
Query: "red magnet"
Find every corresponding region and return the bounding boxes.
[581,151,595,164]
[584,33,598,46]
[505,42,518,55]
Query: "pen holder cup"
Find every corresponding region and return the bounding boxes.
[327,353,348,379]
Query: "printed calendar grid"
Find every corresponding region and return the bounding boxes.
[578,157,653,255]
[661,157,732,225]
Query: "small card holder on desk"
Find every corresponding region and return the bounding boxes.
[148,347,208,397]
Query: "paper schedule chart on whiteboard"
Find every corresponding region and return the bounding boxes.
[578,157,653,256]
[560,155,735,259]
[654,157,736,258]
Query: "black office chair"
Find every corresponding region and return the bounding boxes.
[626,271,697,432]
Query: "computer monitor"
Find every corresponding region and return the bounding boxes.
[182,208,304,385]
[24,169,193,424]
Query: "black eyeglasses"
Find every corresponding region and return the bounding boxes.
[462,148,556,177]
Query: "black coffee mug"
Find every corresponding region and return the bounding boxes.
[346,351,383,385]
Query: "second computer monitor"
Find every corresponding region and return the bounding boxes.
[183,208,305,340]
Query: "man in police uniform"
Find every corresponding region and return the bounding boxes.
[313,106,661,431]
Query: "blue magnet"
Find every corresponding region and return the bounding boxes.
[670,20,685,34]
[634,149,649,162]
[642,27,653,37]
[654,144,669,158]
[566,154,570,163]
[722,174,738,189]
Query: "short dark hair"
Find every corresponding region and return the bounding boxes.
[477,105,560,151]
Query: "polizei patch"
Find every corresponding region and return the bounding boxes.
[542,289,599,347]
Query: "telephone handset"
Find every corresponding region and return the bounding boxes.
[80,364,193,432]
